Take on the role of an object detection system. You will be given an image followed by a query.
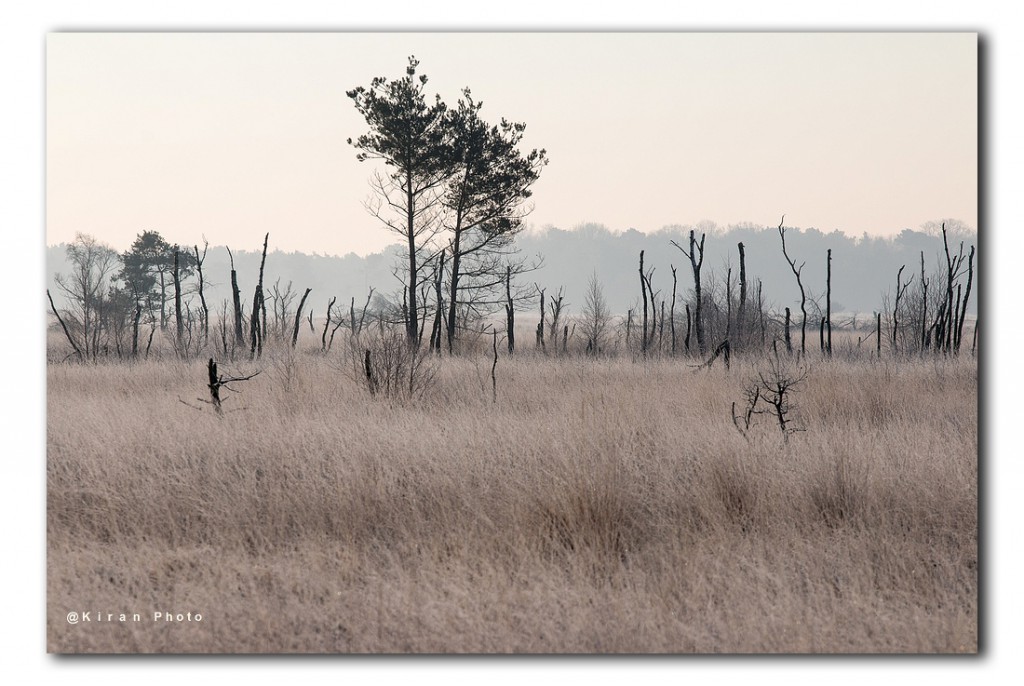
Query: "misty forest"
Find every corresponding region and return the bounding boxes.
[47,57,977,653]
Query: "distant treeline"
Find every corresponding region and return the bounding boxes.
[46,220,977,319]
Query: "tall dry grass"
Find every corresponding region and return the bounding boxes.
[47,336,977,653]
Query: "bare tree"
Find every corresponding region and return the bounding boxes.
[53,233,121,360]
[580,273,611,355]
[777,217,808,357]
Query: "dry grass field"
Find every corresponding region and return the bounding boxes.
[47,335,977,653]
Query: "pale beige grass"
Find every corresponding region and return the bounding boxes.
[47,342,977,653]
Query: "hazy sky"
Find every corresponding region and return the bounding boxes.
[46,32,977,256]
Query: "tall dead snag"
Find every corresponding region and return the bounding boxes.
[47,288,82,360]
[920,251,929,352]
[131,283,142,358]
[349,289,373,338]
[670,265,678,355]
[778,217,807,357]
[547,287,564,354]
[726,267,733,343]
[429,250,446,352]
[892,265,910,353]
[491,329,498,404]
[876,312,882,358]
[684,304,692,352]
[249,234,269,359]
[504,266,515,355]
[825,248,832,357]
[227,247,245,346]
[292,287,312,347]
[536,287,546,352]
[737,243,747,351]
[757,280,766,347]
[320,297,336,351]
[642,266,657,352]
[671,230,706,355]
[659,300,666,351]
[173,248,184,350]
[194,241,210,346]
[939,222,972,354]
[639,250,649,356]
[819,317,825,353]
[954,245,975,353]
[784,307,792,354]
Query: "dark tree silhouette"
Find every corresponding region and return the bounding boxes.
[348,56,453,347]
[442,91,547,353]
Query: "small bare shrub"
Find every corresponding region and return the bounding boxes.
[348,323,439,402]
[733,350,809,440]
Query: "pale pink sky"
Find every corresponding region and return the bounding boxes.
[46,32,977,256]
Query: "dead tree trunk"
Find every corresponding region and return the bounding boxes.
[194,242,209,346]
[784,307,792,354]
[757,280,766,348]
[430,249,445,352]
[292,287,312,348]
[47,289,82,360]
[505,266,515,356]
[208,358,222,414]
[876,312,882,358]
[491,329,498,404]
[670,265,678,355]
[659,300,665,352]
[227,247,244,346]
[131,283,141,358]
[778,218,807,357]
[940,223,968,354]
[639,250,649,356]
[684,304,692,352]
[536,287,545,351]
[205,357,260,415]
[548,288,564,354]
[892,265,910,354]
[737,243,747,351]
[173,248,184,351]
[920,251,928,352]
[671,231,706,355]
[726,267,733,343]
[826,248,832,357]
[955,245,975,353]
[250,233,269,360]
[364,350,376,396]
[643,268,657,352]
